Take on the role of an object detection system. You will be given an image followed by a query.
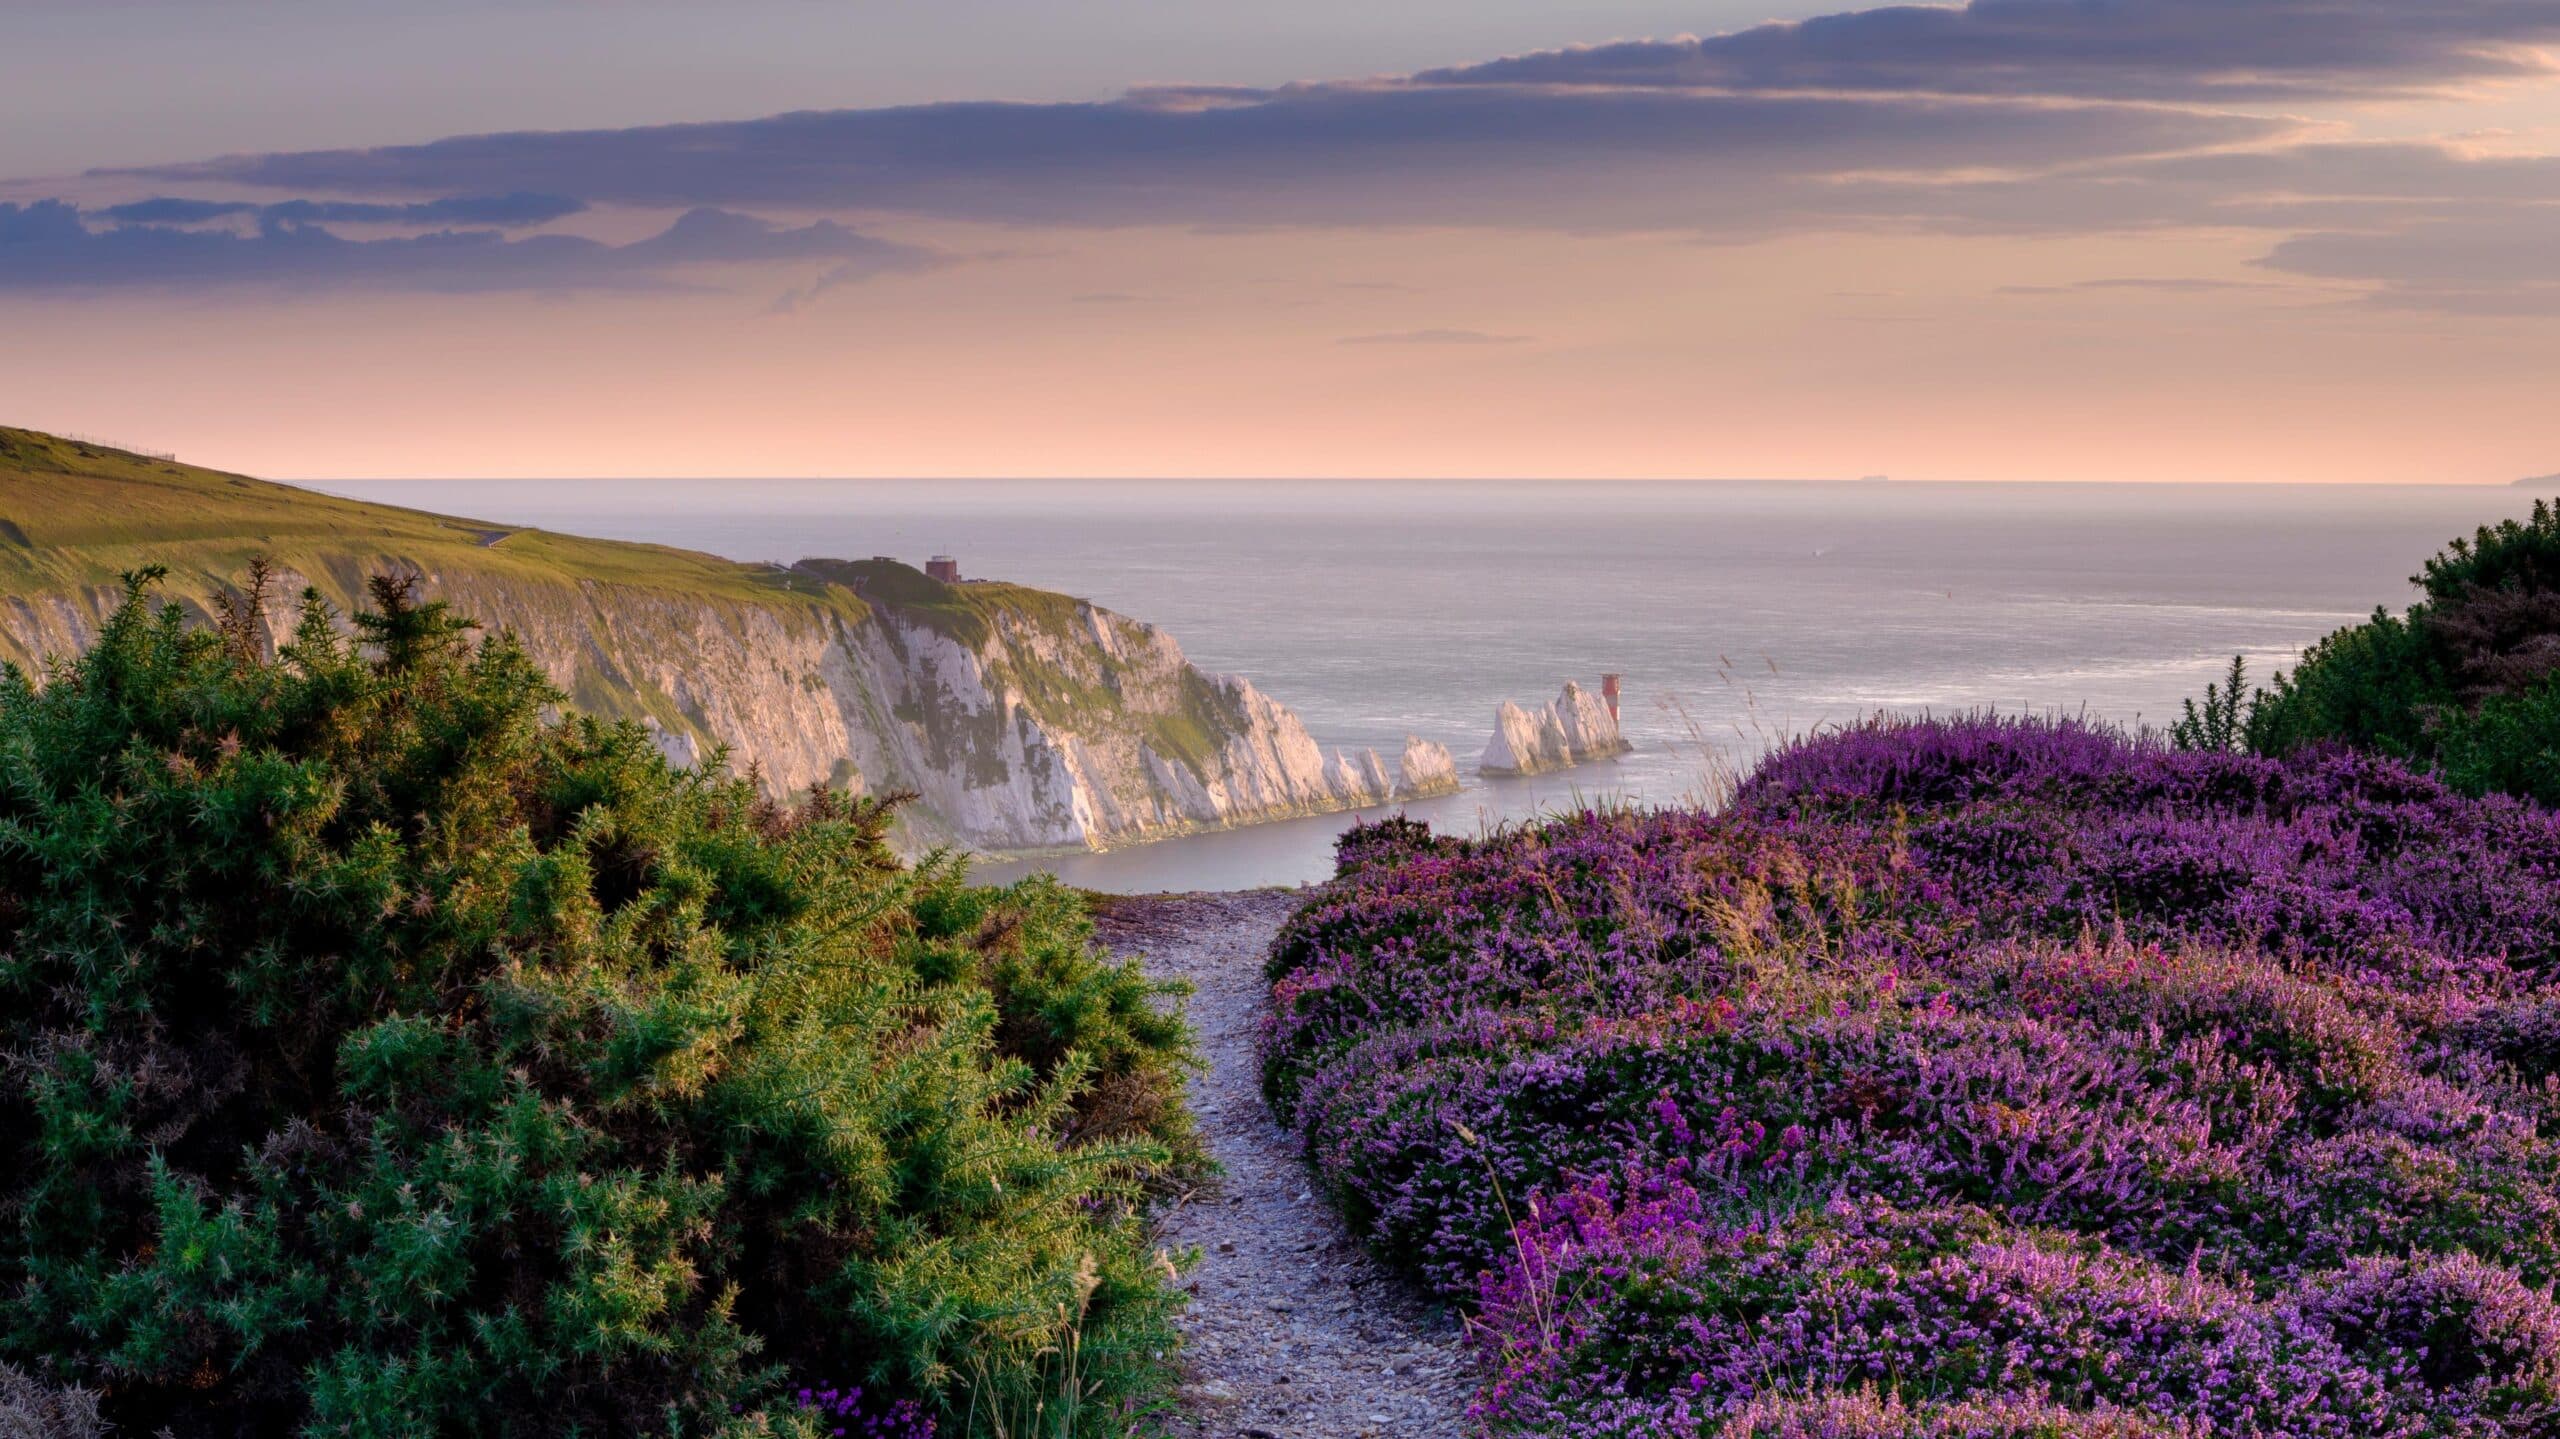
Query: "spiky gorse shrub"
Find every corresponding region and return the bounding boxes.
[1261,715,2560,1436]
[0,573,1193,1437]
[2176,497,2560,803]
[1,1361,108,1439]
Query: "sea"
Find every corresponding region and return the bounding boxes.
[316,478,2533,892]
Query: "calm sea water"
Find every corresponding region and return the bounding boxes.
[317,478,2529,891]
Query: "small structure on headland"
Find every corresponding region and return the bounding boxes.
[925,555,962,583]
[1479,679,1633,777]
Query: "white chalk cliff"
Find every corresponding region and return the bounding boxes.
[1479,680,1632,776]
[0,431,1472,856]
[0,552,1459,855]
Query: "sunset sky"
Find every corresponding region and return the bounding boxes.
[6,0,2560,483]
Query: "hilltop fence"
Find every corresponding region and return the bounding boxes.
[58,432,178,462]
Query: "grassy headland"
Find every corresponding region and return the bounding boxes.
[0,425,860,650]
[0,428,1348,853]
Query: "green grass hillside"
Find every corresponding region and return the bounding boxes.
[0,426,1309,853]
[0,426,850,638]
[0,426,1150,670]
[0,427,1114,636]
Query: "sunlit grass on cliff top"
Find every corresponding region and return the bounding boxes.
[0,424,825,601]
[0,425,1108,662]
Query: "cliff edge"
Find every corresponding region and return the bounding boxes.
[0,427,1454,852]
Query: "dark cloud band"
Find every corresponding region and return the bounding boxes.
[16,0,2560,311]
[125,88,2278,231]
[1418,0,2560,102]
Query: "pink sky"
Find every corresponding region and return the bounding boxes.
[5,0,2558,483]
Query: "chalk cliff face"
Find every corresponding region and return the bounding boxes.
[1479,680,1632,776]
[2,555,1457,854]
[0,428,1459,855]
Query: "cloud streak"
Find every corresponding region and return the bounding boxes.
[1419,0,2560,102]
[94,192,585,227]
[2260,209,2560,314]
[123,88,2279,234]
[0,201,939,293]
[1338,328,1533,345]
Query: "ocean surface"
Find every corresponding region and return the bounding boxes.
[317,478,2530,892]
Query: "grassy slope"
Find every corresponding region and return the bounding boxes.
[0,428,1251,814]
[797,556,1086,648]
[0,426,869,666]
[0,429,897,801]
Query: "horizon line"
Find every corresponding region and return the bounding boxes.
[299,473,2533,488]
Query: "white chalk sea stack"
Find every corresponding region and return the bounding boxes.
[1324,735,1460,808]
[1479,681,1631,776]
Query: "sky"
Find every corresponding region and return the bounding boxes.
[4,0,2560,482]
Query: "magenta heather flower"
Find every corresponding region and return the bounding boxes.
[791,1385,936,1439]
[1473,1183,2409,1436]
[1720,1389,2194,1437]
[2294,1253,2560,1428]
[1264,716,2560,1434]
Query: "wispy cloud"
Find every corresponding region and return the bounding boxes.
[1997,277,2293,296]
[94,192,584,228]
[2259,208,2560,314]
[0,201,940,293]
[1338,328,1532,346]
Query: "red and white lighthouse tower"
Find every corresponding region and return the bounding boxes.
[1600,673,1622,724]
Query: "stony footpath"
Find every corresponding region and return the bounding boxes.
[1091,891,1476,1439]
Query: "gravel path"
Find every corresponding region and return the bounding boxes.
[1091,890,1477,1439]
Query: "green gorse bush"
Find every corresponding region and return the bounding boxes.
[0,569,1194,1438]
[2176,498,2560,803]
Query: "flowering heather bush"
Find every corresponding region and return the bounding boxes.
[1477,1185,2409,1436]
[1262,715,2560,1435]
[1717,1390,2192,1438]
[2294,1254,2560,1430]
